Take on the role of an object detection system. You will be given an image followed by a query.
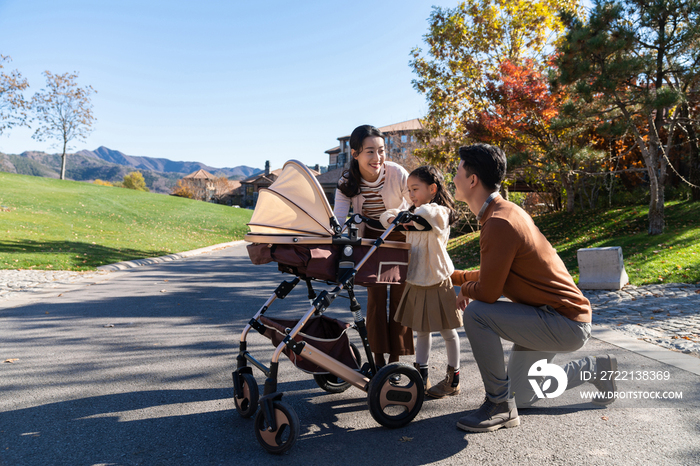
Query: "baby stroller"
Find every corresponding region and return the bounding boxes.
[233,160,428,454]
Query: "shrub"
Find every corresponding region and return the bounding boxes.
[122,171,149,192]
[171,179,195,199]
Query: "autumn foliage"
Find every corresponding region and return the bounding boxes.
[171,179,195,199]
[122,171,149,192]
[466,59,560,154]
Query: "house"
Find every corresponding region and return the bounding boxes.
[182,168,217,201]
[217,179,243,206]
[317,118,424,207]
[316,166,345,206]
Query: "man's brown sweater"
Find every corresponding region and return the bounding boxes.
[451,196,592,323]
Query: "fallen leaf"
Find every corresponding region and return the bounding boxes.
[601,416,608,421]
[160,289,167,293]
[4,359,19,363]
[399,436,413,442]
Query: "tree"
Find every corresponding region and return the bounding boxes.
[171,179,195,199]
[466,58,602,212]
[122,171,149,191]
[410,0,580,166]
[0,55,30,136]
[210,176,235,203]
[31,71,96,180]
[556,0,700,234]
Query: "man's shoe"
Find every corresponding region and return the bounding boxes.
[591,354,617,406]
[456,396,520,433]
[427,365,460,399]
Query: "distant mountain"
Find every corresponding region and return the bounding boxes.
[0,147,263,194]
[77,147,260,180]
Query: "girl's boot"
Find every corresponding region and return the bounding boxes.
[427,365,460,398]
[414,362,431,393]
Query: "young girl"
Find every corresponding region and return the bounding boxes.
[334,124,414,368]
[380,165,462,398]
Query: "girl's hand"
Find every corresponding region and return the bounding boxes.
[387,216,412,228]
[456,290,469,311]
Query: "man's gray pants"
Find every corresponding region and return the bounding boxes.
[463,300,596,408]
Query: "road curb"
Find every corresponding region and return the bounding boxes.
[592,324,700,376]
[97,240,246,271]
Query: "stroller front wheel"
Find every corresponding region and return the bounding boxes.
[367,362,424,429]
[234,373,259,418]
[313,343,362,394]
[254,401,300,454]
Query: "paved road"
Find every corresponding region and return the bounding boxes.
[1,243,699,465]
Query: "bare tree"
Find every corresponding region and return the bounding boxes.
[0,55,30,136]
[210,176,235,203]
[31,71,96,180]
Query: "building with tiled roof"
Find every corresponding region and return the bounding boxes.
[183,169,217,180]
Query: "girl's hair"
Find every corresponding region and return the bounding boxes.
[409,165,458,224]
[337,125,385,198]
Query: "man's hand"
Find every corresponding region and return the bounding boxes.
[456,289,469,311]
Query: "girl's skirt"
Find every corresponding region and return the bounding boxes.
[394,277,462,332]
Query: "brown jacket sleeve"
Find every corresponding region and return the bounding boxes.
[459,217,520,303]
[451,269,479,286]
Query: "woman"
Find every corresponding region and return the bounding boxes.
[333,124,414,367]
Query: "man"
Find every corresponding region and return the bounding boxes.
[451,144,616,433]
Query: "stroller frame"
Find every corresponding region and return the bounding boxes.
[234,211,429,455]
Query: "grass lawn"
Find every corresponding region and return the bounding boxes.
[0,172,252,271]
[447,200,700,286]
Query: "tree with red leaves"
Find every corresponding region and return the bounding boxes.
[466,58,600,212]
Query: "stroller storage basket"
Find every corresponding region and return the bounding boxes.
[260,315,360,374]
[246,239,409,286]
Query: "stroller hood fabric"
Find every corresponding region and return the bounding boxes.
[247,160,337,237]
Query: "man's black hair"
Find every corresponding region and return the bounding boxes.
[458,144,507,192]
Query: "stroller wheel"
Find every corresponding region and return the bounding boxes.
[367,362,424,429]
[313,343,362,394]
[234,373,259,418]
[254,401,300,454]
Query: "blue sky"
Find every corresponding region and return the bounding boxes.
[0,0,462,171]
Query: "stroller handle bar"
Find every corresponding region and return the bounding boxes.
[344,211,432,233]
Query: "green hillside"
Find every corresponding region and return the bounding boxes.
[0,151,182,194]
[0,172,252,270]
[447,201,700,286]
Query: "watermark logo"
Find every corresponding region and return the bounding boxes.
[529,359,567,399]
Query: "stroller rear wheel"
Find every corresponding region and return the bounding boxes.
[313,343,362,393]
[234,372,259,418]
[367,362,424,429]
[254,401,300,454]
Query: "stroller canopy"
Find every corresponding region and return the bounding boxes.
[247,160,338,237]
